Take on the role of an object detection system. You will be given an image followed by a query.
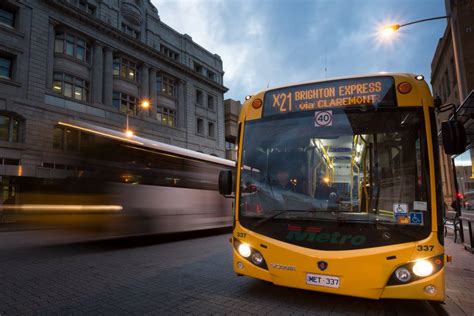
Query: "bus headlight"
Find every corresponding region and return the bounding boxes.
[238,244,251,258]
[412,260,434,277]
[394,267,411,283]
[251,252,264,265]
[387,254,444,286]
[233,239,268,270]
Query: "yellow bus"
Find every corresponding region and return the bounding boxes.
[219,73,467,301]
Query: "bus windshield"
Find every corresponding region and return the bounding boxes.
[239,107,432,250]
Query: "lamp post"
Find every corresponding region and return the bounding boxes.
[125,98,151,138]
[381,15,465,102]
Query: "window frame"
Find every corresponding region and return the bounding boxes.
[78,0,96,15]
[160,44,179,61]
[0,6,16,29]
[113,56,139,82]
[194,62,203,74]
[157,74,176,98]
[156,106,177,128]
[54,31,91,63]
[52,72,89,102]
[0,113,20,143]
[196,117,204,135]
[208,121,216,139]
[113,91,138,115]
[207,94,214,110]
[0,55,13,80]
[121,23,140,39]
[196,89,203,105]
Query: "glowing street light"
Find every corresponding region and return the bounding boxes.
[125,129,134,138]
[380,24,400,38]
[124,98,152,137]
[140,98,150,110]
[380,16,448,36]
[379,14,465,101]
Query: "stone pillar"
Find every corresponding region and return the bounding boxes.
[103,48,114,107]
[92,42,103,104]
[46,22,56,89]
[177,80,186,129]
[149,68,157,118]
[140,64,149,98]
[139,64,149,116]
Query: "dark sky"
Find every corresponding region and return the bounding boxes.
[157,0,447,101]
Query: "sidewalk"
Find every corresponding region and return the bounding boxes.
[443,232,474,315]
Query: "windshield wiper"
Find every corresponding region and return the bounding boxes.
[252,210,308,228]
[371,220,426,239]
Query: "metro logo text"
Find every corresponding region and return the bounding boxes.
[286,225,367,246]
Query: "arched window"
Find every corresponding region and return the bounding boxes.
[0,113,21,143]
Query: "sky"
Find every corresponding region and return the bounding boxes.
[154,0,447,102]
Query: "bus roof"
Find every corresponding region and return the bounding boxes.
[58,120,236,168]
[241,72,433,121]
[251,72,425,96]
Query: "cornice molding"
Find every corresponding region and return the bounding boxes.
[44,0,228,93]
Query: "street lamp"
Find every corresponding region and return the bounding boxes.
[124,98,151,138]
[380,15,465,101]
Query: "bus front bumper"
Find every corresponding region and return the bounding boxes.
[232,243,445,301]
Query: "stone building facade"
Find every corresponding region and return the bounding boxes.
[0,0,228,202]
[224,99,241,161]
[431,0,474,206]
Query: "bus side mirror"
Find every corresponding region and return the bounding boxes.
[219,170,233,196]
[442,120,467,155]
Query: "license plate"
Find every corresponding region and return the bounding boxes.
[306,273,340,288]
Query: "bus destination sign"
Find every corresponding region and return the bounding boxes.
[263,77,396,117]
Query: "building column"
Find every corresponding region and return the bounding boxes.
[149,68,157,118]
[46,22,57,89]
[92,42,103,104]
[103,48,114,107]
[140,64,149,116]
[177,80,186,129]
[140,64,149,98]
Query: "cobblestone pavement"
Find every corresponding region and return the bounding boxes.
[444,233,474,316]
[0,229,468,315]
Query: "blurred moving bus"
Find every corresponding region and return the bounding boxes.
[3,121,235,236]
[218,73,467,301]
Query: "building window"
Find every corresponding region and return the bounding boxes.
[113,92,137,114]
[207,70,215,81]
[160,45,179,61]
[197,118,204,135]
[0,114,19,143]
[0,56,12,80]
[53,126,64,149]
[113,57,138,82]
[194,62,203,74]
[156,106,176,127]
[207,95,214,110]
[196,90,203,105]
[208,122,215,138]
[121,23,140,39]
[53,126,80,151]
[78,0,96,15]
[157,74,176,97]
[54,31,90,63]
[0,6,15,28]
[226,141,237,151]
[52,72,89,101]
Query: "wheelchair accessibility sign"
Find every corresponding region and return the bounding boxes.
[409,212,423,225]
[393,203,408,215]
